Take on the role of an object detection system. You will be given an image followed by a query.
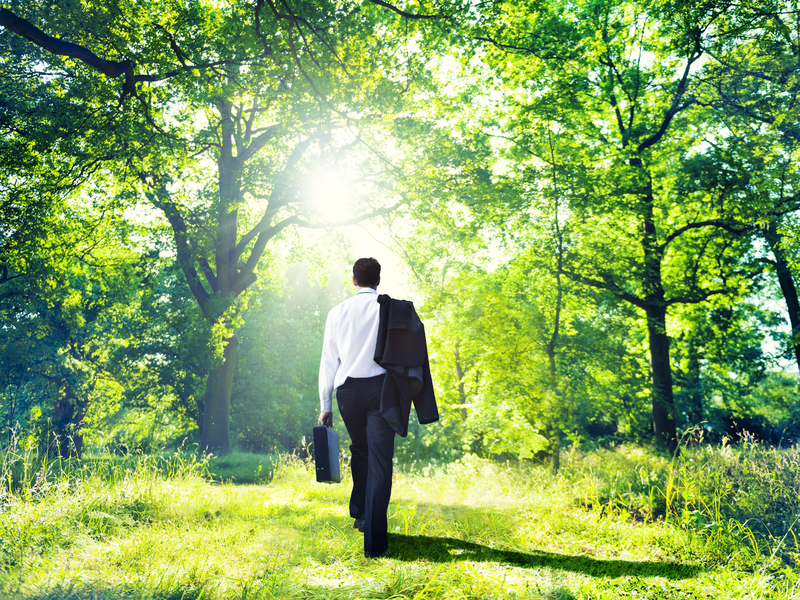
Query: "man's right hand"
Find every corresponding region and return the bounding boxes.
[319,412,333,428]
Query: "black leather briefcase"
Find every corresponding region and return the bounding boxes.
[312,425,341,483]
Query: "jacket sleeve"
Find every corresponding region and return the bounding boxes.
[413,357,439,425]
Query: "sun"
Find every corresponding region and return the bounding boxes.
[306,167,358,224]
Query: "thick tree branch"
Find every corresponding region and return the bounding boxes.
[233,136,315,260]
[561,268,647,310]
[609,90,628,144]
[238,123,283,164]
[0,7,135,93]
[0,8,243,96]
[0,266,25,288]
[666,287,735,306]
[138,174,213,316]
[198,255,218,293]
[662,219,753,248]
[235,214,306,294]
[134,61,242,84]
[366,0,444,20]
[637,51,701,153]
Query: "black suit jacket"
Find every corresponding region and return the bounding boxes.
[374,294,439,437]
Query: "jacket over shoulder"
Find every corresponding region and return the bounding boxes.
[374,294,439,437]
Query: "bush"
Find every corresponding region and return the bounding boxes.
[559,438,800,568]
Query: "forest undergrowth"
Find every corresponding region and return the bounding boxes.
[0,437,797,599]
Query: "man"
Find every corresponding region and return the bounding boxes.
[318,257,393,558]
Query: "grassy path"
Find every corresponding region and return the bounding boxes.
[0,455,795,599]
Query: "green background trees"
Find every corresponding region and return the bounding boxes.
[2,0,799,460]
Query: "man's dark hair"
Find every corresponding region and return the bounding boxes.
[353,257,381,289]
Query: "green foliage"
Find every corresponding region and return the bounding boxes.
[93,256,218,450]
[384,0,800,456]
[4,0,800,462]
[206,451,278,484]
[670,297,786,438]
[416,253,653,462]
[0,199,152,454]
[230,264,348,454]
[736,372,800,445]
[2,0,456,453]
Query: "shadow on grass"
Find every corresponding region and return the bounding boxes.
[388,533,703,580]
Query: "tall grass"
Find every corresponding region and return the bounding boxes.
[0,435,797,599]
[0,433,214,570]
[559,435,800,574]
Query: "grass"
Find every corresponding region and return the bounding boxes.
[0,442,797,599]
[206,452,279,484]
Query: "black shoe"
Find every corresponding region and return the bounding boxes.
[365,546,390,559]
[353,518,365,532]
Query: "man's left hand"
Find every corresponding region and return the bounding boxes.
[319,412,333,428]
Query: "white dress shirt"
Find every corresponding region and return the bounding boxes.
[318,287,387,412]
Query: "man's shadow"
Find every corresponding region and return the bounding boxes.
[388,534,703,580]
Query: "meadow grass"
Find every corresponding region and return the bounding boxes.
[0,442,797,599]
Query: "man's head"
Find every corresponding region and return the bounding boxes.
[352,257,381,289]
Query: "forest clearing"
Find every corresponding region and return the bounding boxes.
[0,442,797,600]
[4,1,800,598]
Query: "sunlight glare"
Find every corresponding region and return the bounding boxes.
[306,168,358,224]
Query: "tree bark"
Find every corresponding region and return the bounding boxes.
[454,342,468,422]
[551,434,561,474]
[52,381,83,458]
[763,220,800,371]
[645,304,677,451]
[547,129,564,475]
[635,156,678,452]
[201,335,239,453]
[547,276,563,475]
[0,8,135,94]
[680,337,703,426]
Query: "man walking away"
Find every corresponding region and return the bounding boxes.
[318,258,392,558]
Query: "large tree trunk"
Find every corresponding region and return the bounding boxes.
[201,335,239,454]
[637,157,678,453]
[763,220,800,371]
[645,304,677,452]
[52,381,83,458]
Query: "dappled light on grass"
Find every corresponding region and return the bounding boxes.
[0,447,796,599]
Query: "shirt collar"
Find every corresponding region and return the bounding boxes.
[355,287,378,296]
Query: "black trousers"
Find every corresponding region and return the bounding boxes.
[336,374,395,556]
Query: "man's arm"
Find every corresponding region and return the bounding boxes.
[318,308,339,421]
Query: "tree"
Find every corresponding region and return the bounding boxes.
[469,0,758,451]
[2,0,449,452]
[0,200,147,456]
[699,0,800,371]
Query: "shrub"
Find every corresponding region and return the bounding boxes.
[559,438,800,568]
